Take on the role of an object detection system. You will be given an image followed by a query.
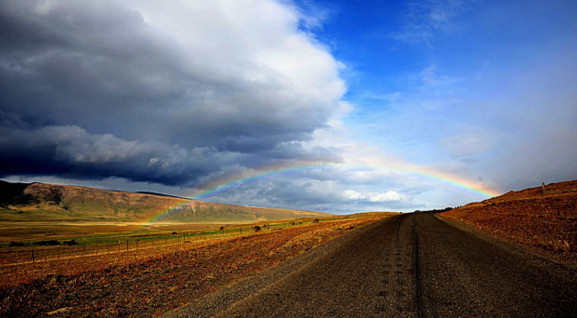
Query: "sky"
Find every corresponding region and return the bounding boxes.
[1,0,576,213]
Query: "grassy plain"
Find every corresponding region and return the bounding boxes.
[0,212,396,317]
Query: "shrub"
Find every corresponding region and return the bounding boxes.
[35,240,61,246]
[9,241,25,247]
[63,240,78,246]
[253,225,261,232]
[313,218,319,223]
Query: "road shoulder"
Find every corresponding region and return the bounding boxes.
[435,213,577,272]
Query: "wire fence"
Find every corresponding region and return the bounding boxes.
[0,228,273,287]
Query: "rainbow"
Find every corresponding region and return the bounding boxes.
[146,200,194,224]
[345,155,500,198]
[145,161,326,223]
[186,160,500,199]
[190,162,327,200]
[144,159,500,223]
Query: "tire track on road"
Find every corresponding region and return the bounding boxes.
[411,215,424,318]
[167,213,577,317]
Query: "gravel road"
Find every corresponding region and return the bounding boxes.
[165,213,577,317]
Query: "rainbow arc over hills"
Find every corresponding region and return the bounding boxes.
[188,160,499,199]
[145,160,500,223]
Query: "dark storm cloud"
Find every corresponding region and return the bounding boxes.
[0,125,232,185]
[0,0,345,185]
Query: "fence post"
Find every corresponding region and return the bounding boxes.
[32,248,35,263]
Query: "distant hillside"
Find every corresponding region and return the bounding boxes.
[0,180,330,223]
[441,179,577,263]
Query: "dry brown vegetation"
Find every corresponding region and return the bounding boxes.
[0,214,392,317]
[441,180,577,264]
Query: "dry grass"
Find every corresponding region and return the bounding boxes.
[441,180,577,264]
[0,214,391,317]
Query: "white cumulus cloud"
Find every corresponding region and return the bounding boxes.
[343,190,403,202]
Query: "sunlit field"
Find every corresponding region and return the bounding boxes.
[0,213,394,316]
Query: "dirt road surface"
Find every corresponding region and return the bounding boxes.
[166,213,577,317]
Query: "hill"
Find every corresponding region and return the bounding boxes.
[0,180,330,223]
[440,179,577,263]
